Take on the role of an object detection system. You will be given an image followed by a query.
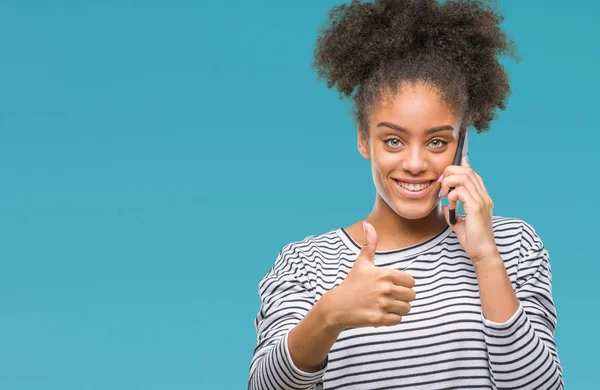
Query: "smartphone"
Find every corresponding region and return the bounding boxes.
[448,128,468,224]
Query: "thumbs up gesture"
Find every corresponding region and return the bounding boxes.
[323,221,417,330]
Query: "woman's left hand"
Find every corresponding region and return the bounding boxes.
[439,156,500,266]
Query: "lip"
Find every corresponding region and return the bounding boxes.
[394,178,436,184]
[392,179,436,199]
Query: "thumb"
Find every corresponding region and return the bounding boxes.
[358,220,378,264]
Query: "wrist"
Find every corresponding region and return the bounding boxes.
[471,245,501,267]
[316,290,346,334]
[473,252,504,272]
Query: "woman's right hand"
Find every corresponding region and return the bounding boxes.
[322,221,417,331]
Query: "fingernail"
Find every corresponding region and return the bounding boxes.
[362,221,367,235]
[438,188,443,198]
[437,174,444,183]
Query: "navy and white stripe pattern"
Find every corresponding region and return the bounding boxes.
[248,216,563,389]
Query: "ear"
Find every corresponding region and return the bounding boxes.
[357,125,370,160]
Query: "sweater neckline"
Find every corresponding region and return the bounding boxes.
[336,225,453,258]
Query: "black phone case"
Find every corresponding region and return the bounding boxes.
[449,129,468,224]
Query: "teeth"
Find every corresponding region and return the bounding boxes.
[397,181,431,192]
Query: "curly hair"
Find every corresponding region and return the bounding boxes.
[312,0,519,137]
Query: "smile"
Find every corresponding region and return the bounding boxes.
[392,179,436,199]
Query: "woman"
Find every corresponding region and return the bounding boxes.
[248,0,563,389]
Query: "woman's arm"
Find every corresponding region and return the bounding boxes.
[287,295,343,373]
[248,245,337,390]
[476,223,563,390]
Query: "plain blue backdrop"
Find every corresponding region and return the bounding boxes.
[0,0,597,388]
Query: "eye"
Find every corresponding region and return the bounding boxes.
[384,138,403,148]
[428,139,449,149]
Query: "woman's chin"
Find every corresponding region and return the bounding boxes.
[392,199,441,220]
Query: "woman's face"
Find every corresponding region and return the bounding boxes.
[358,82,462,220]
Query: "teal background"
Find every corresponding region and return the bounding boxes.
[0,0,596,388]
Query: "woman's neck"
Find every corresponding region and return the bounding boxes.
[362,196,448,251]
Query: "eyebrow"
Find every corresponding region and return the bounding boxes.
[376,122,455,135]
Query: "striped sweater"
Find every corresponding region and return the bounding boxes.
[248,216,563,389]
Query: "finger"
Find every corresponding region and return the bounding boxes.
[461,156,487,199]
[441,164,470,176]
[473,171,486,194]
[375,313,403,327]
[383,299,412,316]
[472,171,494,209]
[440,174,484,205]
[443,164,486,201]
[460,156,493,209]
[387,270,416,289]
[447,186,479,212]
[388,284,417,302]
[359,220,378,263]
[461,155,470,168]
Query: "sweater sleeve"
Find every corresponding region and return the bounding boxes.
[248,244,328,390]
[482,224,563,389]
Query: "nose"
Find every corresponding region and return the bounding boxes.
[401,146,427,174]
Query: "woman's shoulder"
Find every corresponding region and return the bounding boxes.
[490,214,546,250]
[491,214,541,232]
[262,228,345,281]
[275,227,345,259]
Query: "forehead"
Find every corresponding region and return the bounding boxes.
[372,83,459,130]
